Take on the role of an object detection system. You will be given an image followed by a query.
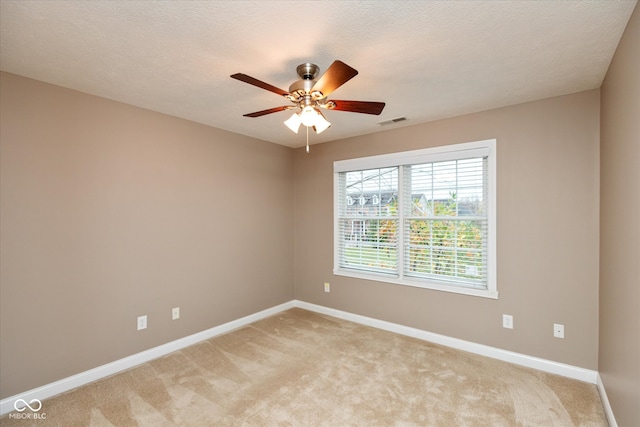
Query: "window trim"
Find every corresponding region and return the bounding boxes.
[333,139,497,299]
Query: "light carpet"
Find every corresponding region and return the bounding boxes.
[0,308,607,426]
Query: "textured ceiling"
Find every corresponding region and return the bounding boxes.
[0,1,636,148]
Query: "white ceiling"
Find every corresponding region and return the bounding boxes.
[0,1,636,148]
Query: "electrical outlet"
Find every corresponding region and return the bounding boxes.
[172,307,180,320]
[137,315,147,331]
[502,314,513,329]
[554,323,564,338]
[324,282,330,292]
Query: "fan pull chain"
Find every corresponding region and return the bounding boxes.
[306,126,310,153]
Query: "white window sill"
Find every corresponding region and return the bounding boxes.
[333,268,499,299]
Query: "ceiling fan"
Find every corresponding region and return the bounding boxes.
[231,60,385,150]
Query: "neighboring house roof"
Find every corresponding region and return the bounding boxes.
[346,192,398,207]
[346,191,481,215]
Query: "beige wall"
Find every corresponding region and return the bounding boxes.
[294,90,601,369]
[600,3,640,426]
[0,72,294,399]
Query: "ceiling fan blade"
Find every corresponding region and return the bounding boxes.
[330,100,386,115]
[230,73,289,97]
[311,60,358,98]
[243,106,292,118]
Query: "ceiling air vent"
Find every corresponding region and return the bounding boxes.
[378,117,407,126]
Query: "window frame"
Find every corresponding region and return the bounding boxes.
[333,139,497,299]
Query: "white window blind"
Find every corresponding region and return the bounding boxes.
[334,139,497,298]
[403,158,488,288]
[337,167,399,275]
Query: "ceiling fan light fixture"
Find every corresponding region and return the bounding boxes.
[233,60,384,138]
[284,107,331,134]
[284,113,302,133]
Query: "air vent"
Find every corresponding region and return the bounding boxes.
[378,116,407,126]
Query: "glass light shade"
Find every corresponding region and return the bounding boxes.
[314,111,331,134]
[284,113,302,133]
[284,106,331,135]
[299,106,318,127]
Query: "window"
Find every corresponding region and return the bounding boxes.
[334,139,497,298]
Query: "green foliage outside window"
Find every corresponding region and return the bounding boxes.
[408,192,484,281]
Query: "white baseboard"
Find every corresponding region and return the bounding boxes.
[597,373,618,427]
[1,299,601,416]
[293,300,599,384]
[0,301,296,416]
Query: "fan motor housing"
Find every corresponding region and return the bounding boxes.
[286,63,326,102]
[288,79,315,98]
